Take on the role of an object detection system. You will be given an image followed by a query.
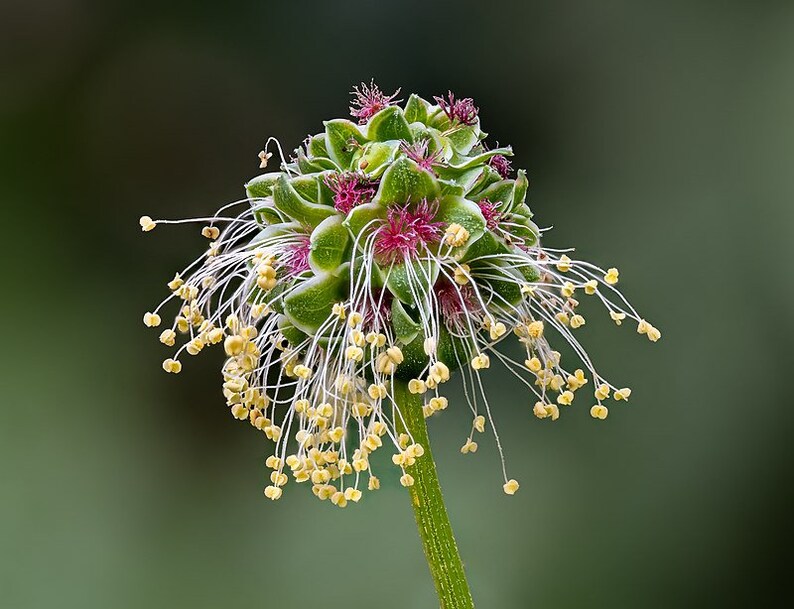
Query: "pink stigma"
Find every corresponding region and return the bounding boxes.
[350,80,402,124]
[324,172,377,214]
[433,91,479,126]
[489,154,512,179]
[374,200,443,264]
[435,280,480,329]
[477,198,503,231]
[281,235,311,276]
[401,140,442,174]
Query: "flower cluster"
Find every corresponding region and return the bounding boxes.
[141,83,660,505]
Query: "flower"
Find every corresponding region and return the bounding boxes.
[349,80,402,124]
[141,84,660,505]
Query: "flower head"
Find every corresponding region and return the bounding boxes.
[489,154,513,178]
[141,87,660,505]
[350,80,402,124]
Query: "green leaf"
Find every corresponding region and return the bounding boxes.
[325,119,367,170]
[445,146,512,171]
[343,202,386,241]
[308,134,329,158]
[404,94,430,124]
[283,273,347,334]
[290,175,320,203]
[435,195,487,250]
[359,141,400,178]
[245,173,281,199]
[373,156,440,206]
[367,106,413,143]
[509,169,529,213]
[476,261,525,307]
[252,204,286,226]
[296,150,337,174]
[309,215,350,275]
[384,257,439,304]
[273,174,338,228]
[474,179,514,207]
[461,231,510,263]
[445,120,481,155]
[507,215,539,248]
[391,299,421,344]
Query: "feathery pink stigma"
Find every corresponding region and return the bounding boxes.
[281,235,311,276]
[477,198,502,231]
[489,154,512,179]
[350,80,402,124]
[434,91,479,126]
[435,280,480,329]
[324,172,377,214]
[401,140,442,174]
[374,200,443,264]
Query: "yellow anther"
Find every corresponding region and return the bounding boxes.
[471,353,490,370]
[167,273,184,291]
[349,329,366,347]
[647,324,661,342]
[557,390,575,406]
[556,254,572,272]
[570,314,586,329]
[489,321,507,340]
[352,402,371,418]
[139,215,156,232]
[407,443,424,458]
[533,401,550,419]
[423,336,437,356]
[311,469,331,485]
[567,369,588,390]
[423,405,434,418]
[453,264,471,285]
[444,223,470,247]
[345,345,364,362]
[428,396,448,411]
[251,303,270,318]
[604,267,619,285]
[368,383,387,400]
[206,328,224,344]
[241,325,258,340]
[317,402,333,418]
[162,358,182,374]
[584,279,598,295]
[526,320,544,339]
[614,387,632,401]
[521,284,536,297]
[223,335,245,356]
[258,150,273,168]
[186,337,205,356]
[331,491,348,508]
[610,311,626,325]
[386,346,404,364]
[201,226,220,240]
[590,404,609,420]
[270,471,288,486]
[256,275,277,291]
[265,456,282,469]
[474,415,486,433]
[400,473,415,487]
[561,281,576,298]
[230,404,248,420]
[524,357,542,373]
[344,487,362,502]
[225,314,240,331]
[392,452,405,466]
[285,455,300,470]
[429,361,450,383]
[293,364,313,380]
[348,311,363,328]
[264,485,282,500]
[460,440,478,454]
[503,479,520,495]
[408,379,426,394]
[368,476,380,491]
[143,312,161,327]
[332,302,346,320]
[555,312,570,326]
[595,383,611,400]
[264,425,282,441]
[398,433,411,449]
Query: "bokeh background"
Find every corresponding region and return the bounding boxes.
[2,1,793,607]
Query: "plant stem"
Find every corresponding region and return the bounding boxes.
[393,380,475,609]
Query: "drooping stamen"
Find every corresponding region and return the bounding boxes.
[350,80,402,124]
[324,172,378,214]
[433,91,479,126]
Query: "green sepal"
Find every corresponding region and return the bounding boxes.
[360,141,401,178]
[278,315,309,348]
[461,230,510,263]
[404,94,430,124]
[273,174,338,228]
[477,262,525,307]
[309,215,350,275]
[366,106,413,143]
[394,325,469,380]
[446,146,512,172]
[392,299,421,344]
[436,166,484,197]
[325,119,367,170]
[445,120,481,155]
[308,134,329,158]
[508,215,539,248]
[373,156,440,206]
[385,257,439,304]
[296,149,337,174]
[245,173,281,199]
[438,180,465,197]
[508,169,529,213]
[435,195,487,254]
[289,175,321,203]
[350,254,385,289]
[343,203,386,242]
[252,204,287,226]
[474,179,515,207]
[283,273,347,334]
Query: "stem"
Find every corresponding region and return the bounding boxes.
[393,380,475,609]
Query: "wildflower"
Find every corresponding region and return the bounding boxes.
[141,83,659,507]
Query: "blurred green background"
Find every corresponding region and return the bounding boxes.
[2,1,792,607]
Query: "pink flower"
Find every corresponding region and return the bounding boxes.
[350,80,402,124]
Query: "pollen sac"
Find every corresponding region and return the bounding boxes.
[144,82,659,506]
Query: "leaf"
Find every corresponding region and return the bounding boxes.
[384,257,439,304]
[325,119,367,170]
[444,146,512,171]
[366,106,413,143]
[461,231,510,263]
[508,169,529,213]
[435,195,487,249]
[507,215,539,248]
[404,94,430,124]
[308,134,329,158]
[391,299,421,344]
[309,215,350,275]
[283,273,347,334]
[245,173,281,199]
[373,156,440,206]
[343,202,386,241]
[273,174,338,228]
[289,175,321,203]
[359,141,400,178]
[475,179,515,207]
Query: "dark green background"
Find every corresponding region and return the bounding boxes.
[2,1,792,607]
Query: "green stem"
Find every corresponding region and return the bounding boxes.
[393,380,475,609]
